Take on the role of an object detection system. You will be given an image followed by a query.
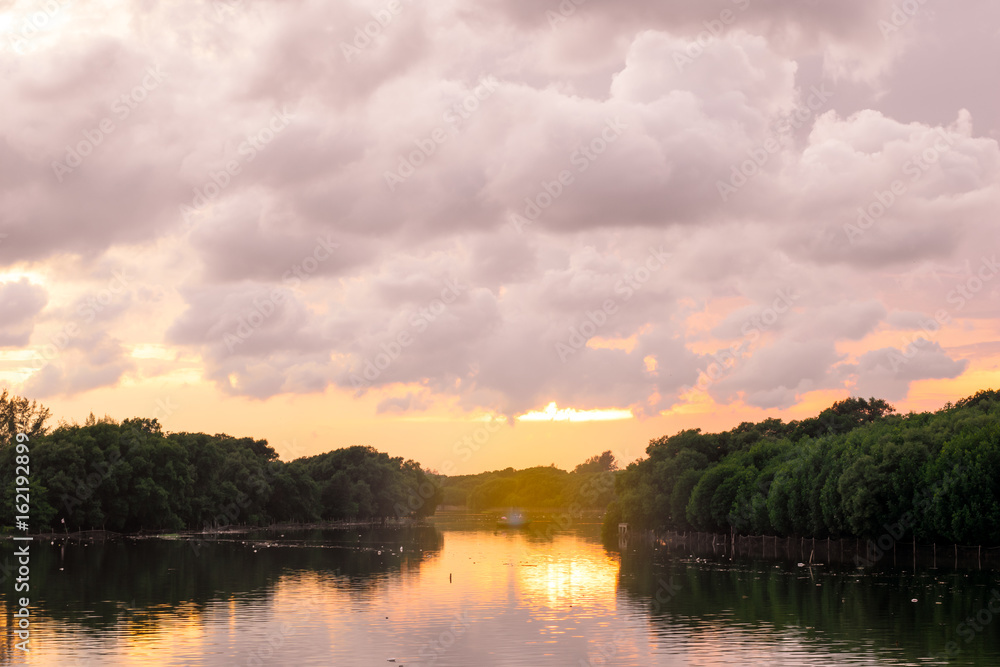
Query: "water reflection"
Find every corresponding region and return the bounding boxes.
[617,547,1000,666]
[0,514,998,665]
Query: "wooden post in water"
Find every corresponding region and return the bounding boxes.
[955,543,958,569]
[933,542,936,568]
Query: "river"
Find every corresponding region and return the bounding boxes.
[1,511,998,665]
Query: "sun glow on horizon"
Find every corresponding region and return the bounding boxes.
[516,402,633,423]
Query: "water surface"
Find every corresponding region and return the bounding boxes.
[1,512,998,665]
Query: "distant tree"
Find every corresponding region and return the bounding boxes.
[0,389,51,446]
[574,450,618,474]
[789,397,896,440]
[953,388,999,411]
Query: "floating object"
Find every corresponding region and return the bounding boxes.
[497,514,531,529]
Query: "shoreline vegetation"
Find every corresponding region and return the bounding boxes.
[602,390,1000,549]
[2,389,1000,551]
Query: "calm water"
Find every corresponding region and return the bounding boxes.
[2,512,999,665]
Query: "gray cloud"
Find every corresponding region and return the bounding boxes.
[6,0,998,416]
[851,341,969,401]
[0,279,48,347]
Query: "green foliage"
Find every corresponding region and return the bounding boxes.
[574,450,618,474]
[441,452,620,511]
[0,389,51,447]
[293,446,441,520]
[0,413,440,532]
[611,391,1000,545]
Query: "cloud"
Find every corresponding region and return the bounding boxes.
[22,332,134,397]
[0,280,48,347]
[5,0,999,421]
[851,341,969,401]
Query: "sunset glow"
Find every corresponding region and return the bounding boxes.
[1,0,998,475]
[517,403,634,423]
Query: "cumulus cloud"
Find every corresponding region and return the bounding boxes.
[22,332,134,398]
[0,279,48,347]
[851,341,969,401]
[5,0,998,416]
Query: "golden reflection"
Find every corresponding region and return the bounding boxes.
[122,602,205,656]
[515,546,619,609]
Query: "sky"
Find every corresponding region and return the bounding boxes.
[1,0,999,474]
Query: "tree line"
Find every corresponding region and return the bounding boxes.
[604,391,1000,545]
[6,388,1000,544]
[439,451,618,510]
[0,401,440,533]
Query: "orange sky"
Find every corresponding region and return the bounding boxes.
[17,357,998,475]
